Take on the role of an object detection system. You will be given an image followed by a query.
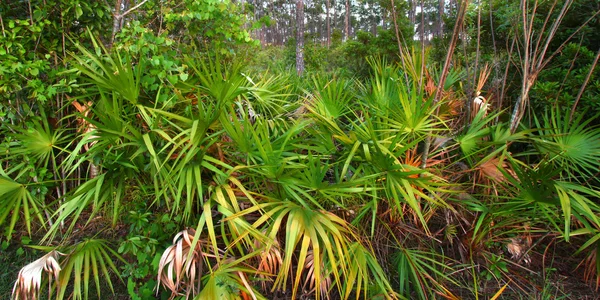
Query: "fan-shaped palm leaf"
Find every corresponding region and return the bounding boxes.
[532,108,600,180]
[0,175,46,240]
[233,200,368,299]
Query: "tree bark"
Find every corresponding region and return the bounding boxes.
[296,0,305,76]
[326,0,331,47]
[110,0,124,46]
[408,0,416,25]
[345,0,350,40]
[438,0,444,37]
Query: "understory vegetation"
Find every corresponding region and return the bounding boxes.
[1,0,600,299]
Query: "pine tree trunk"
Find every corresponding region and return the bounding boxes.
[438,0,444,37]
[326,0,331,46]
[345,0,350,40]
[296,0,305,76]
[408,0,416,25]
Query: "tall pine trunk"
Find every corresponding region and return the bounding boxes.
[296,0,304,76]
[438,0,444,37]
[326,0,331,47]
[345,0,350,40]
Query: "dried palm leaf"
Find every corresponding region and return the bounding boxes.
[303,249,331,298]
[71,100,98,152]
[71,100,99,178]
[478,157,506,182]
[252,237,283,291]
[506,238,531,264]
[12,250,63,300]
[157,229,215,299]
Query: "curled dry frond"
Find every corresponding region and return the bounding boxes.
[478,157,508,183]
[157,228,216,299]
[12,250,63,300]
[252,236,283,291]
[303,249,332,298]
[506,238,531,264]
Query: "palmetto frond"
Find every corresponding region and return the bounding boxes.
[12,250,63,300]
[236,200,355,299]
[12,240,122,300]
[157,229,215,299]
[0,175,46,240]
[532,108,600,181]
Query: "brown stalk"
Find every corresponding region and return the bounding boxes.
[0,11,6,37]
[421,0,470,169]
[555,36,583,104]
[570,47,600,122]
[507,0,599,132]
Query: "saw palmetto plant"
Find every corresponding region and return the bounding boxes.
[12,250,62,300]
[12,240,122,300]
[3,14,600,299]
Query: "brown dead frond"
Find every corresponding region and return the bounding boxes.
[478,158,506,183]
[71,100,99,178]
[71,100,98,152]
[470,64,493,121]
[580,250,600,290]
[12,250,63,300]
[477,156,517,185]
[157,228,217,299]
[252,237,283,291]
[475,64,491,93]
[506,238,531,265]
[303,249,332,298]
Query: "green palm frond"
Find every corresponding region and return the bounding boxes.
[392,248,457,300]
[198,257,266,300]
[11,111,67,166]
[42,172,129,243]
[22,239,124,300]
[532,108,600,180]
[0,176,46,240]
[307,75,355,120]
[243,72,297,118]
[71,32,142,104]
[186,56,248,105]
[56,239,123,300]
[233,200,379,299]
[344,242,397,299]
[500,158,600,241]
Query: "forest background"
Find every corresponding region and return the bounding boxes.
[1,0,600,299]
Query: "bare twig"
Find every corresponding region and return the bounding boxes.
[110,0,149,46]
[0,11,6,37]
[570,47,600,121]
[120,0,149,18]
[555,36,583,104]
[509,0,576,132]
[421,0,469,169]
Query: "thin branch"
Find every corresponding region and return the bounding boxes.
[532,0,559,61]
[555,36,583,105]
[421,0,469,169]
[540,9,600,71]
[0,11,5,37]
[570,47,600,122]
[119,0,149,18]
[534,0,573,71]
